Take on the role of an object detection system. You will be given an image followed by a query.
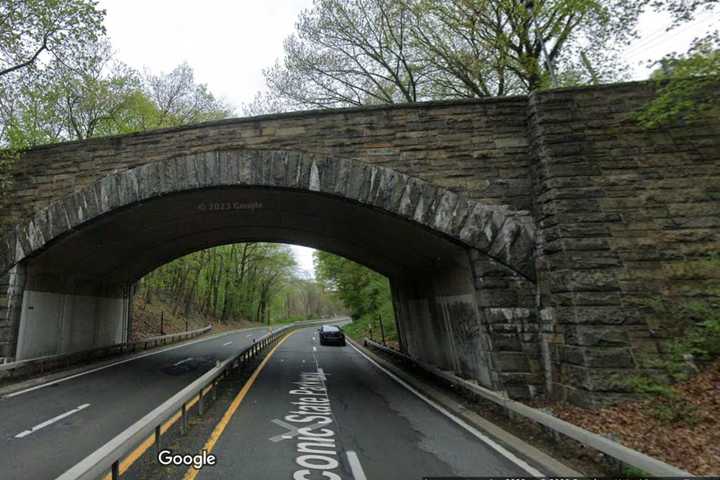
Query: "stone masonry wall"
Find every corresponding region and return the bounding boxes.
[529,82,720,406]
[1,80,718,405]
[0,98,531,232]
[469,250,544,399]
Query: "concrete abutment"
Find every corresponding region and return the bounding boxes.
[1,261,130,360]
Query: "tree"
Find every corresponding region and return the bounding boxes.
[262,0,425,109]
[1,58,233,147]
[137,243,329,326]
[35,41,141,140]
[142,62,231,128]
[637,1,720,127]
[258,0,646,110]
[407,0,644,94]
[314,250,396,341]
[0,0,105,78]
[0,0,105,193]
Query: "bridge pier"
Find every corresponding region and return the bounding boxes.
[0,265,25,361]
[1,261,130,361]
[392,250,543,399]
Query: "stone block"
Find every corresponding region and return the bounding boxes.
[560,364,635,392]
[547,269,621,293]
[490,333,522,351]
[493,351,530,372]
[549,306,644,325]
[564,325,630,347]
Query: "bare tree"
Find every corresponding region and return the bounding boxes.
[259,0,647,108]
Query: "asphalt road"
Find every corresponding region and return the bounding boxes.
[0,325,271,480]
[193,327,541,480]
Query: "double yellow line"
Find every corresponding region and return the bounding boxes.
[102,331,294,480]
[183,331,295,480]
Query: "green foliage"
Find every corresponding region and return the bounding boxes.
[314,251,397,343]
[617,254,719,426]
[139,243,342,326]
[343,299,398,343]
[624,374,675,397]
[636,34,720,128]
[142,63,231,128]
[252,0,645,112]
[623,255,718,425]
[639,255,720,375]
[622,465,651,478]
[650,396,700,425]
[623,374,700,425]
[0,0,106,78]
[1,56,232,148]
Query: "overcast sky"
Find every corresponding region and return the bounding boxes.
[98,0,719,277]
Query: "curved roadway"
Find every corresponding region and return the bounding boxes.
[0,326,271,480]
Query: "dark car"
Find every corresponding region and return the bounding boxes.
[318,325,346,346]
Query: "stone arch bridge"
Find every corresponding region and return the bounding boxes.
[1,81,718,406]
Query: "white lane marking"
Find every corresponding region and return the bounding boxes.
[348,343,545,477]
[346,451,368,480]
[313,346,317,352]
[15,403,91,439]
[3,326,270,399]
[173,357,193,366]
[223,341,233,346]
[317,367,326,380]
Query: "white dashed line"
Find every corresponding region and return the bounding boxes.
[3,326,269,398]
[313,346,317,352]
[15,403,91,439]
[223,341,233,346]
[173,357,193,366]
[346,450,368,480]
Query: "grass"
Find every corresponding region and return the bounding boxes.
[343,311,398,347]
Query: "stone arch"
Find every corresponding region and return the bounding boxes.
[0,149,536,280]
[1,150,542,399]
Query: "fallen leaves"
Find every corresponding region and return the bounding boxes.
[545,359,720,475]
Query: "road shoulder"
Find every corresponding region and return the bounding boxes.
[346,337,582,477]
[0,326,268,398]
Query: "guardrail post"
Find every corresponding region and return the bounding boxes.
[212,380,218,401]
[154,425,161,455]
[111,460,119,480]
[181,403,187,435]
[199,391,205,416]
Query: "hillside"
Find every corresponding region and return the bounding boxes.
[130,295,264,340]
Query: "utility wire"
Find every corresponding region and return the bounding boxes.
[624,12,720,60]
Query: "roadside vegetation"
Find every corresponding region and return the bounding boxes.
[314,251,398,347]
[1,0,718,471]
[546,254,720,475]
[133,243,345,337]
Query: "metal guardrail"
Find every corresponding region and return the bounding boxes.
[0,325,213,377]
[362,338,692,477]
[55,318,332,480]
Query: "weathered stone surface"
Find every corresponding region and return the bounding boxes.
[0,151,539,280]
[494,352,531,372]
[0,80,718,406]
[564,325,631,347]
